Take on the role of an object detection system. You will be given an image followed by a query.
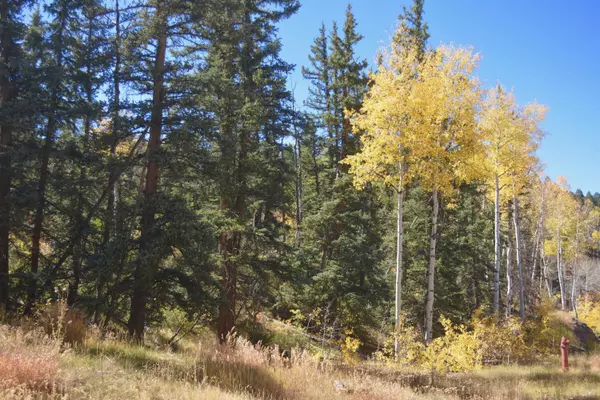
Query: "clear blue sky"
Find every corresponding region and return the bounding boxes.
[278,0,600,194]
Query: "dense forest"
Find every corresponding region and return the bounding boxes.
[1,0,599,357]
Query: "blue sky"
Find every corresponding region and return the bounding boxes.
[278,0,600,194]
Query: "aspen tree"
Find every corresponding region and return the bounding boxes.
[345,45,481,343]
[479,87,546,316]
[405,46,481,342]
[544,177,578,311]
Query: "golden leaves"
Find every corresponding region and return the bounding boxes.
[479,85,547,201]
[344,43,482,195]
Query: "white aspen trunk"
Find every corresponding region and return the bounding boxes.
[541,247,552,298]
[513,196,525,321]
[493,175,501,314]
[572,217,581,317]
[506,245,512,316]
[571,265,578,319]
[394,173,404,358]
[531,188,545,283]
[557,223,566,311]
[425,188,439,342]
[530,221,541,282]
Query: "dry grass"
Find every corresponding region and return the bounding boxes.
[1,320,600,399]
[39,301,88,345]
[0,326,61,394]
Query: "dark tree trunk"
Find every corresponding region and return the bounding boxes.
[0,0,17,310]
[27,115,56,315]
[128,15,166,341]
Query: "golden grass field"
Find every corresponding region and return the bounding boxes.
[2,319,600,400]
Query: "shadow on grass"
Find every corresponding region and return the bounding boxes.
[84,343,287,399]
[526,371,600,384]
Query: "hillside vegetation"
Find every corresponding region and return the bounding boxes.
[2,297,600,399]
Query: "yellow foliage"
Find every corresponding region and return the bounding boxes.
[391,314,425,365]
[422,316,481,374]
[343,44,482,195]
[339,329,361,366]
[525,298,577,354]
[471,311,529,363]
[371,305,592,374]
[479,85,546,203]
[577,296,600,334]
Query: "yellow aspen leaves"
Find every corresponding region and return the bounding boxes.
[343,45,482,195]
[479,86,547,203]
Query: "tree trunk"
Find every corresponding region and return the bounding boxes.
[128,16,167,341]
[425,188,439,342]
[394,172,404,358]
[513,196,525,321]
[27,116,56,315]
[311,129,320,196]
[571,265,578,319]
[541,247,552,298]
[0,0,16,310]
[557,223,566,311]
[218,231,237,342]
[293,121,302,245]
[505,205,513,317]
[493,175,501,314]
[530,218,542,283]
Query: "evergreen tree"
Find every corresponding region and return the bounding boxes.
[26,0,89,314]
[199,0,299,342]
[297,5,386,340]
[0,0,32,310]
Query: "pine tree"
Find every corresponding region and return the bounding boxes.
[302,23,330,188]
[396,0,429,60]
[200,0,299,342]
[0,0,32,310]
[330,4,368,162]
[127,0,171,340]
[26,0,87,314]
[296,5,388,339]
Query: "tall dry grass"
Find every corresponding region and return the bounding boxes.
[1,308,600,399]
[0,325,61,395]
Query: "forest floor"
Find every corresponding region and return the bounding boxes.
[2,322,600,400]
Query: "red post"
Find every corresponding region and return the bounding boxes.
[560,337,570,372]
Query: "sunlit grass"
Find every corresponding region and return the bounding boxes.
[2,320,600,399]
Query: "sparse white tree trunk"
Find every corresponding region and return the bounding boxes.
[557,223,566,311]
[425,188,439,342]
[506,245,512,316]
[493,175,501,314]
[541,247,552,298]
[571,217,581,318]
[530,216,542,282]
[394,172,404,358]
[513,196,525,321]
[571,265,578,319]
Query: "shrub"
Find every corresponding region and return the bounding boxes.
[577,296,600,334]
[526,299,577,354]
[339,329,361,365]
[471,311,530,363]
